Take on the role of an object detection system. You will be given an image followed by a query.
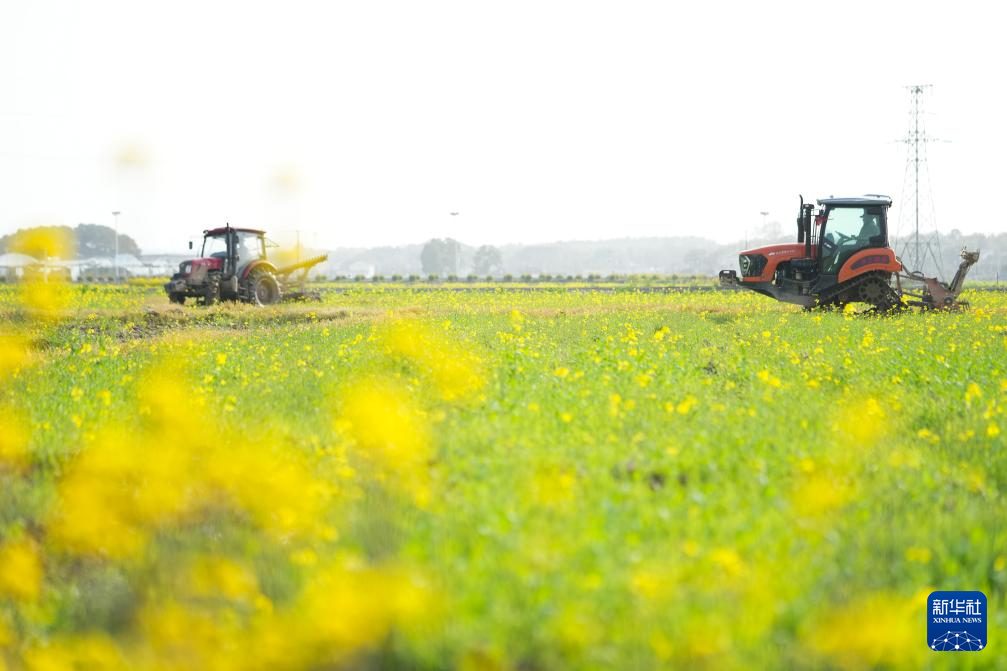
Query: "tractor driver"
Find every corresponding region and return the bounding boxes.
[857,212,881,243]
[236,236,252,263]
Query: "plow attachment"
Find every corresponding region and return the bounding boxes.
[895,248,980,311]
[276,254,328,302]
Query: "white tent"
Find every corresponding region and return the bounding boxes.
[0,253,40,280]
[0,253,40,267]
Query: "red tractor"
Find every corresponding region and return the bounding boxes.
[164,225,327,306]
[719,195,979,311]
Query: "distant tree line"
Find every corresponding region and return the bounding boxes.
[402,231,1007,281]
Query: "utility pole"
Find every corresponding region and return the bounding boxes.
[912,87,922,269]
[896,85,943,278]
[112,210,121,282]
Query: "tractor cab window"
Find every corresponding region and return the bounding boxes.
[202,235,229,259]
[235,232,265,262]
[821,206,885,274]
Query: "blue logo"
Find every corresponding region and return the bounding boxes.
[928,591,986,651]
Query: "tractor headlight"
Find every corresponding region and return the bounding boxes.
[180,262,192,274]
[739,254,767,277]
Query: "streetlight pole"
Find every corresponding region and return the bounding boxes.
[112,211,121,282]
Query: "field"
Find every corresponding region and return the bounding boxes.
[2,282,1006,670]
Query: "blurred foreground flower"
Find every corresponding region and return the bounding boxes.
[49,365,333,558]
[48,428,333,558]
[0,334,28,380]
[804,590,927,670]
[0,538,42,602]
[20,358,439,670]
[7,226,75,260]
[337,375,433,506]
[0,406,30,473]
[18,279,72,315]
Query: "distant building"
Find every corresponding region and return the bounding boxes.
[1,251,185,282]
[0,253,39,281]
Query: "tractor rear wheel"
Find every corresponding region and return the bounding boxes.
[249,271,281,306]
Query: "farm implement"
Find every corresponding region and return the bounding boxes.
[719,195,979,312]
[165,225,328,306]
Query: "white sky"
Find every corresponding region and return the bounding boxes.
[1,0,1004,253]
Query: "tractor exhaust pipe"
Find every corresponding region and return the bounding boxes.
[803,205,812,259]
[797,196,813,258]
[797,196,805,244]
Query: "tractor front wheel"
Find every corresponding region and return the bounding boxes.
[168,293,186,305]
[201,276,220,306]
[249,271,281,306]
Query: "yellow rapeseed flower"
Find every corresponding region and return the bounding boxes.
[207,439,332,539]
[0,407,30,472]
[0,538,43,602]
[675,396,697,415]
[529,464,577,508]
[338,376,432,504]
[965,382,983,405]
[0,334,28,380]
[19,280,71,315]
[831,395,887,451]
[629,564,676,601]
[756,369,782,388]
[0,614,13,649]
[381,321,485,401]
[709,548,745,577]
[188,556,261,602]
[8,226,75,259]
[48,429,193,558]
[805,591,926,669]
[296,560,434,657]
[791,472,854,518]
[22,633,126,671]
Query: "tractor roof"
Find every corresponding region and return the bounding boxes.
[817,195,892,208]
[204,227,266,236]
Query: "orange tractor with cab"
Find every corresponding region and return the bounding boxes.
[719,195,979,311]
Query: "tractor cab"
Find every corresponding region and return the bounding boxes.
[198,227,269,279]
[815,196,891,277]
